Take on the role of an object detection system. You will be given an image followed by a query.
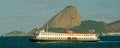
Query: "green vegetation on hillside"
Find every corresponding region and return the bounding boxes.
[4,31,26,36]
[71,20,113,33]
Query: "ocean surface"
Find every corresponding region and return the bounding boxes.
[0,36,120,48]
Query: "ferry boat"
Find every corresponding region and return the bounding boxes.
[29,29,99,42]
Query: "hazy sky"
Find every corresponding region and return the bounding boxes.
[0,0,120,35]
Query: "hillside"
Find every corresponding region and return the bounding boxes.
[28,6,82,35]
[71,20,113,33]
[47,20,113,33]
[109,20,120,32]
[4,31,26,36]
[43,6,81,29]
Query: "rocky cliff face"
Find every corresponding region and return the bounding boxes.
[109,20,120,32]
[28,6,82,36]
[44,6,81,29]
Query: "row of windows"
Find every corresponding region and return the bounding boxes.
[39,37,95,40]
[41,33,94,36]
[78,38,94,39]
[40,37,66,40]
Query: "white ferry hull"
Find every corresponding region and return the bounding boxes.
[29,38,99,42]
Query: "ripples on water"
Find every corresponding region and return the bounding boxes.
[0,36,120,48]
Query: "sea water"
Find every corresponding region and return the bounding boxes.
[0,36,120,48]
